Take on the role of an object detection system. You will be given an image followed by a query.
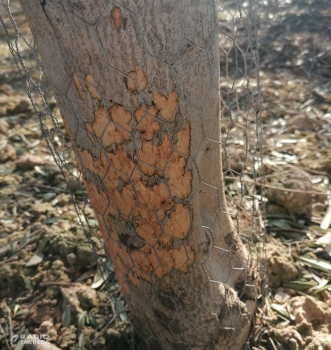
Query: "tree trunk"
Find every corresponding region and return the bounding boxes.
[21,0,257,349]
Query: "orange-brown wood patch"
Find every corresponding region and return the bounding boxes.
[71,69,195,294]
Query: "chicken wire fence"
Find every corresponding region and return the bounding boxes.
[0,0,266,349]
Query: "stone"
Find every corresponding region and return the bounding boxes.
[274,291,291,304]
[66,253,76,266]
[266,169,312,217]
[49,260,70,282]
[0,84,15,96]
[37,320,58,342]
[286,114,318,132]
[76,245,96,267]
[0,119,9,135]
[16,154,44,170]
[45,228,99,268]
[288,338,298,350]
[56,193,71,207]
[0,144,16,163]
[266,240,299,288]
[290,296,331,325]
[10,97,32,114]
[58,325,76,349]
[61,284,98,321]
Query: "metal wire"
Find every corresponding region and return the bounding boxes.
[0,0,266,349]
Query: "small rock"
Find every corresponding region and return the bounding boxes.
[269,327,305,348]
[45,287,59,300]
[56,193,71,207]
[290,296,331,325]
[0,119,9,135]
[0,106,7,116]
[286,114,318,132]
[0,84,15,96]
[296,321,313,337]
[267,240,299,288]
[266,170,312,217]
[49,260,70,282]
[106,327,130,350]
[37,320,57,342]
[18,249,28,260]
[288,338,298,350]
[61,284,98,321]
[222,147,252,173]
[274,291,291,303]
[76,245,97,267]
[284,288,297,296]
[66,253,76,266]
[10,97,31,115]
[321,290,331,301]
[76,285,98,310]
[16,153,44,170]
[0,144,16,163]
[58,325,76,349]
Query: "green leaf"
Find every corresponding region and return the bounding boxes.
[320,205,331,230]
[42,192,57,202]
[45,216,66,225]
[14,190,31,198]
[286,302,295,321]
[311,278,329,292]
[282,280,317,290]
[1,217,15,224]
[300,256,331,273]
[88,310,99,329]
[79,333,85,350]
[14,340,25,350]
[113,298,128,322]
[14,309,27,317]
[309,225,328,234]
[77,311,87,334]
[9,241,18,256]
[0,244,10,256]
[91,260,113,289]
[37,236,48,253]
[88,219,98,228]
[23,230,31,245]
[268,219,291,229]
[316,232,331,245]
[271,303,290,320]
[13,304,20,317]
[0,166,15,175]
[312,284,331,295]
[26,252,43,267]
[92,267,107,289]
[62,307,71,328]
[75,270,95,282]
[22,275,33,291]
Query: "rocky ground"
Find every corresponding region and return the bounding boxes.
[0,0,331,349]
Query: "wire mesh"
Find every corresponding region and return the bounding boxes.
[0,0,265,349]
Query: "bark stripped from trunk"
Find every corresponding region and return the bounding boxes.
[21,0,258,349]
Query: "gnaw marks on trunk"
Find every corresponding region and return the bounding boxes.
[20,0,258,348]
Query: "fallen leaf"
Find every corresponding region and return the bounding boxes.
[321,204,331,230]
[26,252,44,267]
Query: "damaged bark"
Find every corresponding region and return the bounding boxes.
[21,0,258,348]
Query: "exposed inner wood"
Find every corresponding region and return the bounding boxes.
[22,0,258,348]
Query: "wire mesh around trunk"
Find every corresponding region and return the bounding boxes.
[0,0,266,349]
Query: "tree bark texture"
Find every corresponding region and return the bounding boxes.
[21,0,258,349]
